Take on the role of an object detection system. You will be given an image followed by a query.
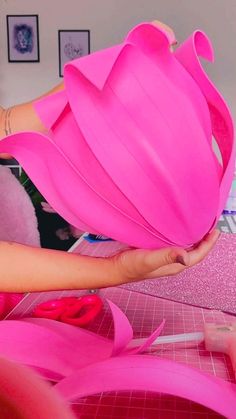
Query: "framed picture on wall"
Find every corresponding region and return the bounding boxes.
[6,15,40,63]
[58,30,90,77]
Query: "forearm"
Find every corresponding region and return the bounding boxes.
[0,82,64,138]
[0,241,121,292]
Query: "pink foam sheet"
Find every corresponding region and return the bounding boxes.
[0,300,235,417]
[123,233,236,313]
[0,23,234,249]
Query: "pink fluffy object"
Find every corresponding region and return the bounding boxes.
[0,165,40,317]
[0,166,40,246]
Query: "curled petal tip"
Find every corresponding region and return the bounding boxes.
[193,30,214,62]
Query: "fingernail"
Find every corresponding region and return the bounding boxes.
[175,254,188,266]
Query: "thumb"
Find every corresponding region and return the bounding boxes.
[151,20,177,46]
[119,247,190,280]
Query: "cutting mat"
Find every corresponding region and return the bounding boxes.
[7,285,235,419]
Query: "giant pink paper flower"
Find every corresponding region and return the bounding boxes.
[0,23,234,248]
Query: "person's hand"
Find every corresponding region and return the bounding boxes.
[113,229,220,284]
[41,201,57,213]
[151,20,177,48]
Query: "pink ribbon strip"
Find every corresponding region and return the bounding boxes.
[55,355,236,418]
[0,300,235,417]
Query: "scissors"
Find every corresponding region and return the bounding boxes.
[33,295,103,327]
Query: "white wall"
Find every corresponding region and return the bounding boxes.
[0,0,235,117]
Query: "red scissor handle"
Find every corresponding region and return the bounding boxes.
[33,295,103,327]
[60,295,103,326]
[33,297,79,320]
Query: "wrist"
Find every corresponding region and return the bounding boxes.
[0,107,13,137]
[0,107,14,158]
[0,108,6,139]
[110,253,129,286]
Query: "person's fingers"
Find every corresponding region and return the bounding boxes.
[148,229,220,279]
[41,202,56,213]
[118,246,189,281]
[151,20,177,46]
[116,229,220,283]
[187,229,220,267]
[145,263,187,279]
[0,153,12,159]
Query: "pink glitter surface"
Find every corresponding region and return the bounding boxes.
[69,233,236,314]
[123,234,236,314]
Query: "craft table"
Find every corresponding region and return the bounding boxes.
[7,217,236,418]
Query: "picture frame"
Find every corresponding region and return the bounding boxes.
[58,30,90,77]
[6,15,40,63]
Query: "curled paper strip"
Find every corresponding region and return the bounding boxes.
[0,23,234,249]
[55,355,236,419]
[174,30,235,218]
[0,300,235,417]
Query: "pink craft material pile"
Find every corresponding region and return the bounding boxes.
[0,298,236,418]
